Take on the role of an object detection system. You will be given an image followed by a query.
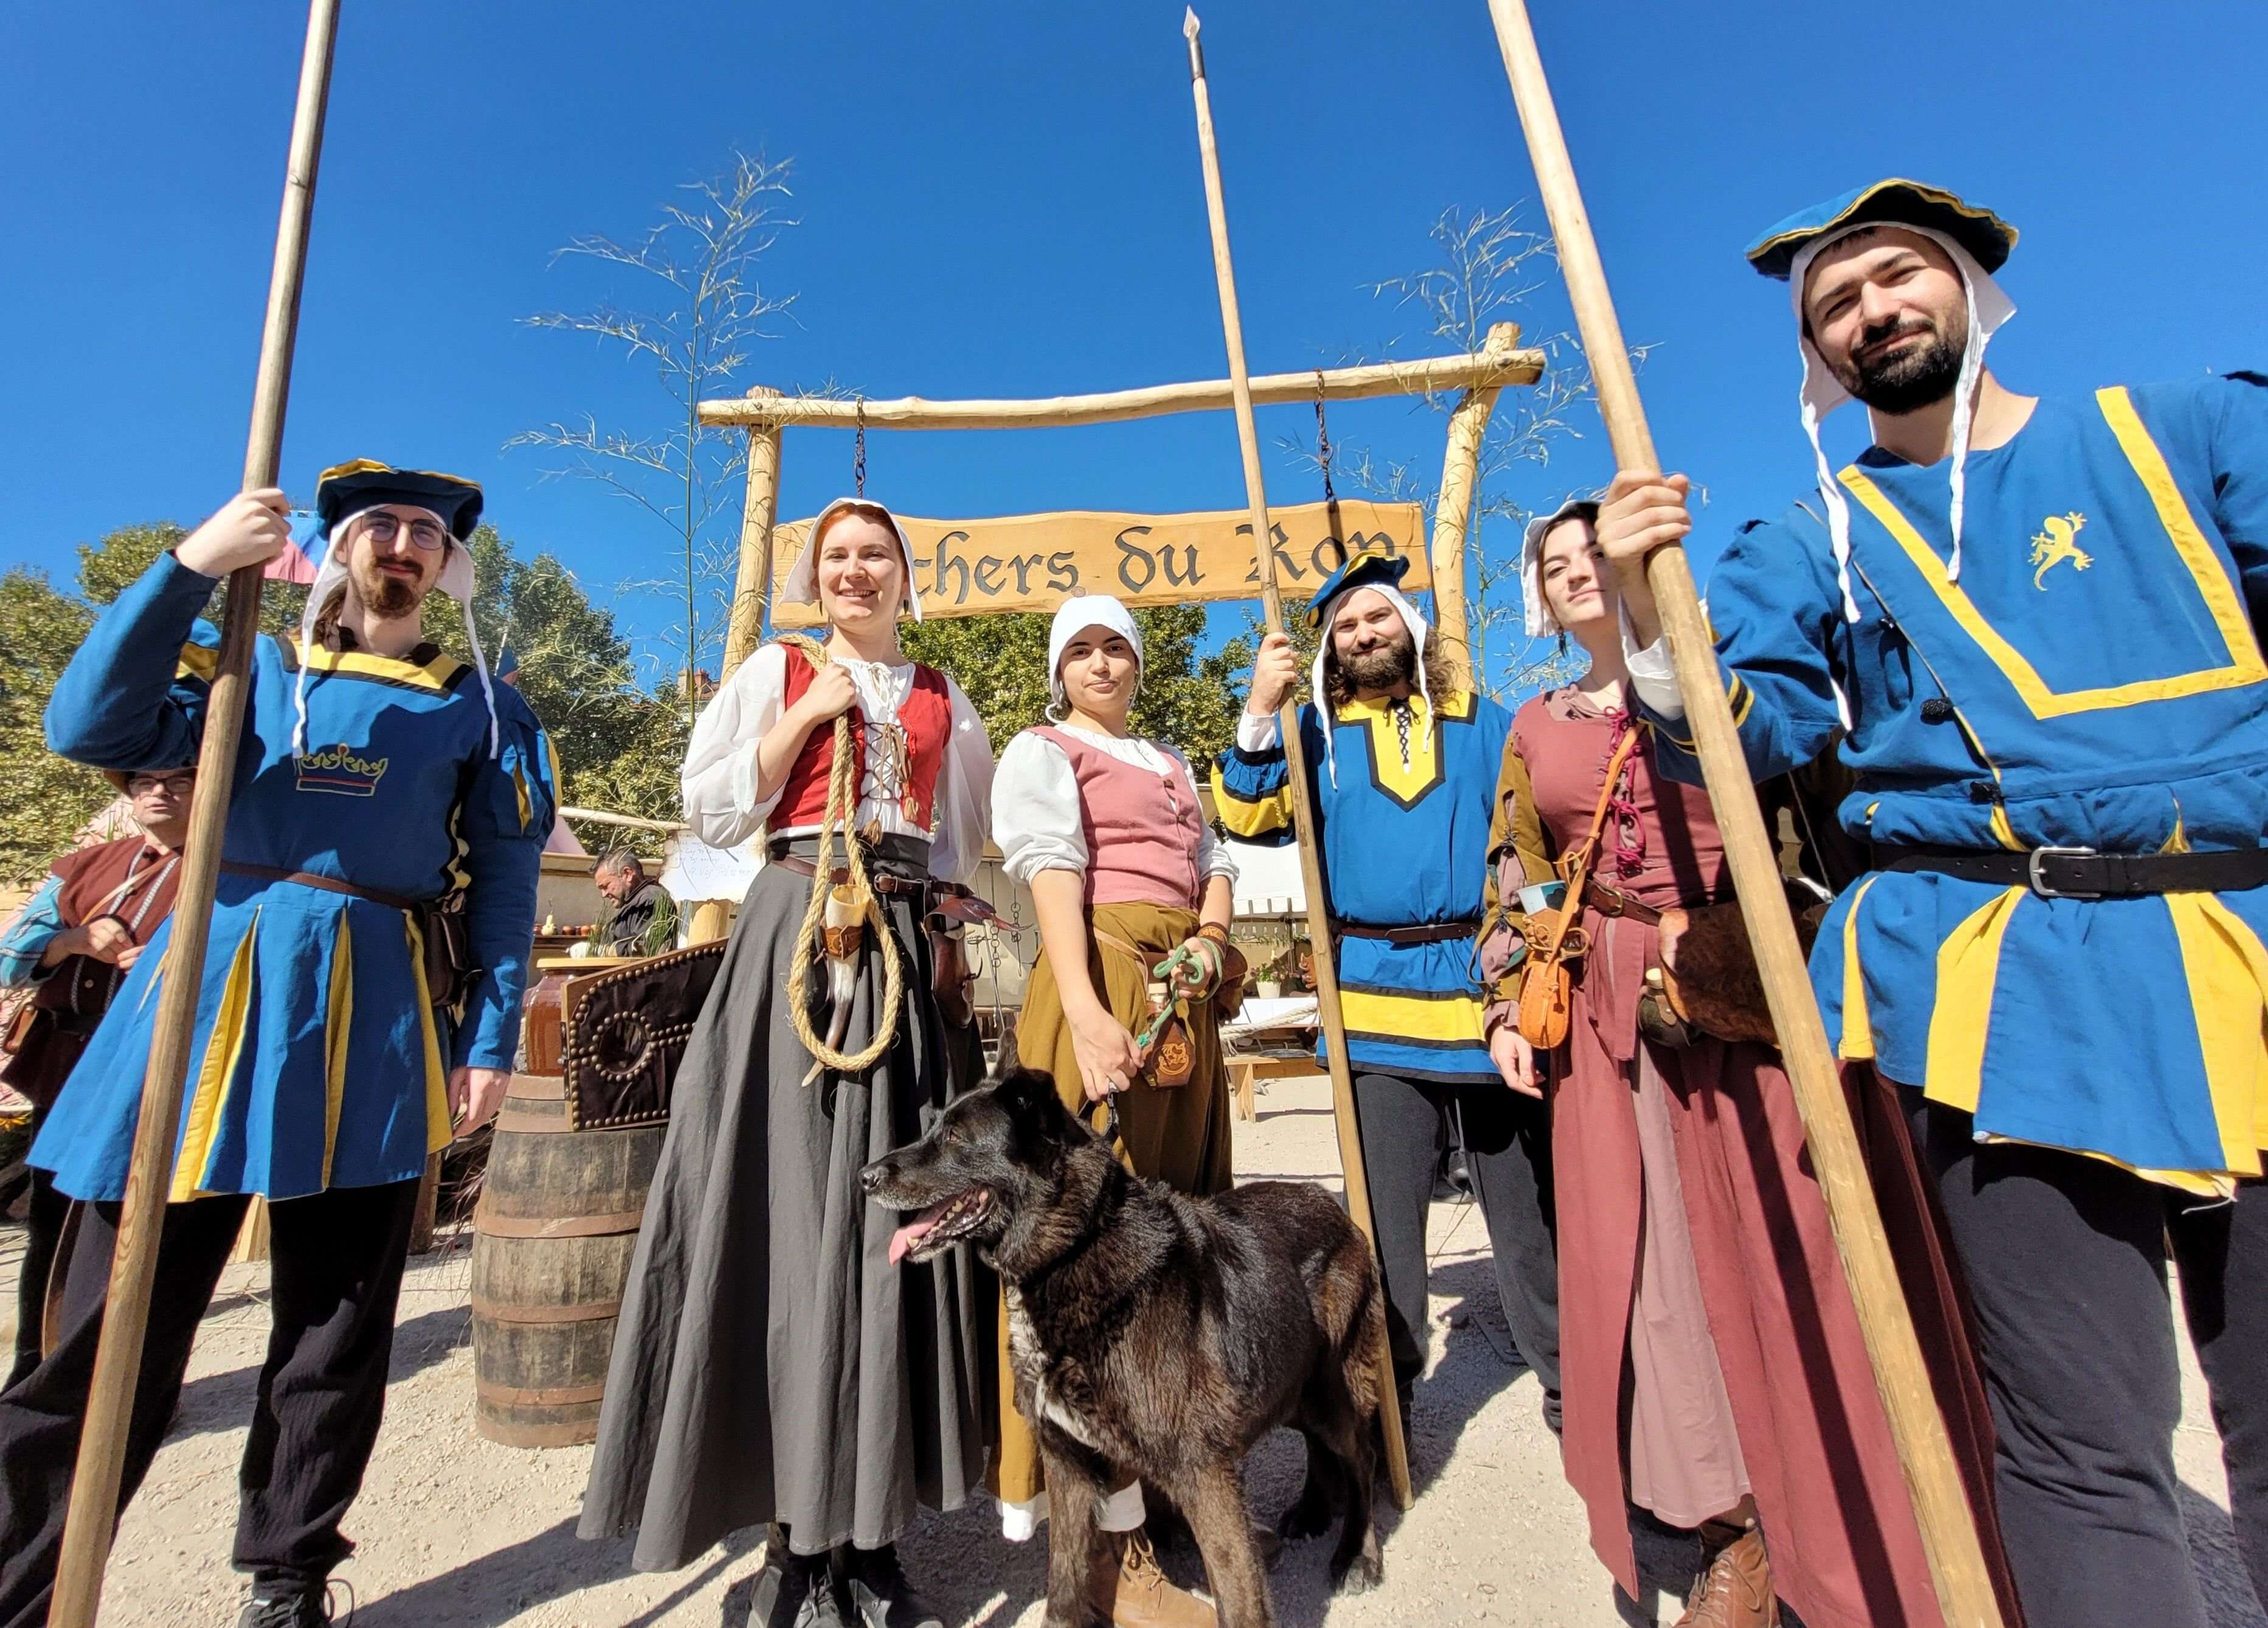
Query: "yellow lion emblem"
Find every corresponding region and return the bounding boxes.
[2028,512,2092,589]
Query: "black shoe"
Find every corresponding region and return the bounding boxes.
[749,1546,847,1628]
[838,1543,945,1628]
[237,1582,349,1628]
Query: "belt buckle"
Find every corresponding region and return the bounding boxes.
[2026,844,2101,900]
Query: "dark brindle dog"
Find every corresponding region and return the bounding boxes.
[860,1066,1384,1628]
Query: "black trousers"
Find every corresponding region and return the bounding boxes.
[1353,1070,1560,1424]
[1907,1091,2268,1628]
[0,1179,419,1627]
[7,1110,68,1392]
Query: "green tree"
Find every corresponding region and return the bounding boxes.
[900,602,1249,766]
[0,568,102,884]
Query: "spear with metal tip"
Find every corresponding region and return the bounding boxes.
[1182,6,1413,1512]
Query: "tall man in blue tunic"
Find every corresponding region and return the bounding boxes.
[1596,179,2268,1628]
[0,465,555,1628]
[1213,551,1560,1438]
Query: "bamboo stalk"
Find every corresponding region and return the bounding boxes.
[696,336,1540,431]
[1481,2,2002,1622]
[1183,7,1411,1512]
[50,4,341,1621]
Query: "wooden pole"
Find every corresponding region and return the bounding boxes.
[723,384,784,678]
[1481,4,2002,1623]
[697,345,1543,431]
[1427,321,1518,687]
[49,4,341,1621]
[1183,8,1411,1511]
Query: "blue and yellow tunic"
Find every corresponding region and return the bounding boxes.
[1646,374,2268,1192]
[34,552,557,1202]
[1214,690,1510,1084]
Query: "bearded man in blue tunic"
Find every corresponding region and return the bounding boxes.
[0,464,555,1628]
[1595,179,2268,1628]
[1212,552,1560,1441]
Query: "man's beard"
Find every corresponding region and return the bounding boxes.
[354,561,423,621]
[1837,316,1966,414]
[1338,633,1415,695]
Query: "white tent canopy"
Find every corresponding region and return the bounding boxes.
[1225,836,1306,918]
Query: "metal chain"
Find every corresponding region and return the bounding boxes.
[854,398,868,497]
[1313,369,1337,506]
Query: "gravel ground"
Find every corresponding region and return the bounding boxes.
[12,1072,2262,1627]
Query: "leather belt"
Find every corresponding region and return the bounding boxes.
[1876,844,2268,900]
[1581,880,1666,927]
[220,861,420,913]
[767,853,933,898]
[1335,919,1481,945]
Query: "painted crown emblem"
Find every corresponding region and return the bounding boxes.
[294,742,390,797]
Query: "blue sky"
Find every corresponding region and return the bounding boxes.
[4,1,2263,685]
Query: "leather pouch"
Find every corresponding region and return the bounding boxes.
[563,941,727,1130]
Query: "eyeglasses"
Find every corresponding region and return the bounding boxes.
[125,773,194,797]
[357,512,449,552]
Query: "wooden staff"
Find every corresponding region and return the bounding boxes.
[1481,3,2002,1622]
[50,3,341,1620]
[1183,7,1411,1511]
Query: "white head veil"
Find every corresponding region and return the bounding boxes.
[777,497,924,622]
[1045,594,1144,718]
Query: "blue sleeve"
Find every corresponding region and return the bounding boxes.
[0,877,68,988]
[1643,510,1848,788]
[449,693,559,1071]
[43,552,218,771]
[1210,712,1302,847]
[2209,372,2268,634]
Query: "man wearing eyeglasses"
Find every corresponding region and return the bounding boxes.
[0,767,193,1389]
[0,462,555,1628]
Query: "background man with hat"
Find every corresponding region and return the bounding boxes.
[1213,549,1560,1441]
[1596,178,2268,1628]
[0,463,557,1628]
[0,764,192,1390]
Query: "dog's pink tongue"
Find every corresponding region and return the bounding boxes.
[888,1205,944,1266]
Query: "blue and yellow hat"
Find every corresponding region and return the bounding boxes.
[1303,546,1411,631]
[314,459,484,541]
[1745,178,2017,282]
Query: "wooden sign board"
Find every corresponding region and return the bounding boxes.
[768,498,1428,627]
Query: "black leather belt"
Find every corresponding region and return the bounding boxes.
[1876,844,2268,900]
[1335,919,1481,945]
[768,852,931,897]
[220,861,420,913]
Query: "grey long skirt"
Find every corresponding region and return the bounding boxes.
[578,835,990,1568]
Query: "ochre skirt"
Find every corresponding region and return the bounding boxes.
[991,899,1234,1509]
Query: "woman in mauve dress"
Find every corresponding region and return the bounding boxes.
[1477,501,2009,1628]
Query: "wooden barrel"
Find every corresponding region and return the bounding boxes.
[470,1071,663,1447]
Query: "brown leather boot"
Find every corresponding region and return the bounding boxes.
[1675,1527,1778,1628]
[1085,1528,1217,1628]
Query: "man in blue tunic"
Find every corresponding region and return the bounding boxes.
[1594,179,2268,1628]
[1213,551,1560,1438]
[0,464,556,1628]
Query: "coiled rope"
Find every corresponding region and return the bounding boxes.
[779,635,905,1078]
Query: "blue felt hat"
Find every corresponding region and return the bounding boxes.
[1303,546,1411,631]
[314,459,484,541]
[1745,178,2017,282]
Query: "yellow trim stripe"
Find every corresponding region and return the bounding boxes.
[511,760,532,832]
[322,920,353,1188]
[2165,894,2268,1176]
[1837,876,1881,1060]
[1211,770,1295,840]
[172,909,260,1202]
[1988,803,2022,852]
[1339,986,1486,1046]
[2096,386,2266,672]
[176,643,218,683]
[1840,453,2264,719]
[405,916,454,1157]
[1747,179,2016,264]
[297,640,468,692]
[1922,886,2025,1115]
